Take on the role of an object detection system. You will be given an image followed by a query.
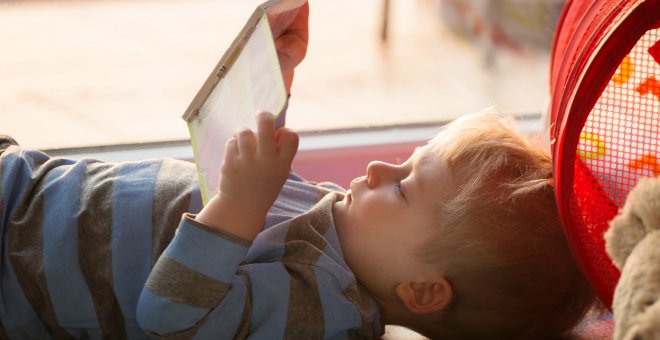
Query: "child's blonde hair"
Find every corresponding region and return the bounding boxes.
[418,109,595,339]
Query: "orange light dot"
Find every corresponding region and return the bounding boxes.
[612,56,634,86]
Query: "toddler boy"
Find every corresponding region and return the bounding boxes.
[0,109,595,339]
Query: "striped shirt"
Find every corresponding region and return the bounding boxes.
[0,145,382,339]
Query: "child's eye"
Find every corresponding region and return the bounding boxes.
[394,181,406,198]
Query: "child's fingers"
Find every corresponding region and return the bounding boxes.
[274,3,308,73]
[285,2,308,41]
[256,111,276,153]
[276,34,307,70]
[221,136,239,175]
[276,128,299,164]
[224,136,238,157]
[236,128,257,155]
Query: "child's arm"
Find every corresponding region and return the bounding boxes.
[195,111,299,241]
[137,112,298,337]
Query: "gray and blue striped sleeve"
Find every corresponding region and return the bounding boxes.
[137,215,252,338]
[0,146,202,338]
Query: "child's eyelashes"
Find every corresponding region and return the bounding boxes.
[394,181,406,198]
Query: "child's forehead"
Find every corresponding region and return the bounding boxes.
[408,144,445,174]
[409,145,428,163]
[413,140,443,160]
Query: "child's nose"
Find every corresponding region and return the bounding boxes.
[366,161,394,188]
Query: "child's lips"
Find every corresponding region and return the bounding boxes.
[346,176,366,205]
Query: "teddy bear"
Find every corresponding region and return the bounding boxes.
[604,176,660,340]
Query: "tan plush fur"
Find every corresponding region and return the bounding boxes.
[605,176,660,340]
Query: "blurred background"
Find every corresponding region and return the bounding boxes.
[0,0,564,150]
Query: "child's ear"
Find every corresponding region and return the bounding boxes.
[395,277,452,315]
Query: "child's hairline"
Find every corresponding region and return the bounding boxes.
[413,109,520,256]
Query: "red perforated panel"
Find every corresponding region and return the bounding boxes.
[550,0,659,308]
[574,29,660,304]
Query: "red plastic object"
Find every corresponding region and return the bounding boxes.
[549,0,660,308]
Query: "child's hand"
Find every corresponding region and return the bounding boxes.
[195,112,299,241]
[275,2,309,93]
[219,112,299,216]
